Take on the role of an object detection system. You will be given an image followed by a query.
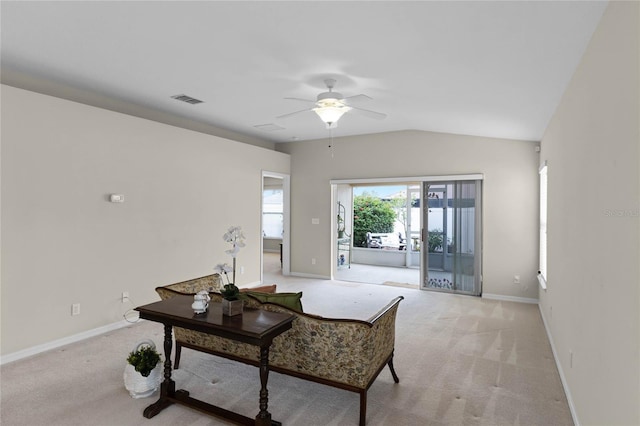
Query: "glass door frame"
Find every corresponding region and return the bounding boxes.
[420,179,482,295]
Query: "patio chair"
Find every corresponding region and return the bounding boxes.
[366,232,383,248]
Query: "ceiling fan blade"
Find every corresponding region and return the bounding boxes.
[284,97,316,104]
[349,105,387,120]
[342,94,372,104]
[276,108,313,119]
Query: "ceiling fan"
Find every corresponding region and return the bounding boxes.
[277,79,387,129]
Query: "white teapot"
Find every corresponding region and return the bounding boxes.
[192,290,210,314]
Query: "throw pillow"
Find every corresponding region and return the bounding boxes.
[240,284,277,294]
[244,291,303,312]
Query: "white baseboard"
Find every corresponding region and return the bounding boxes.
[289,272,331,280]
[538,305,580,426]
[0,319,140,365]
[482,293,539,304]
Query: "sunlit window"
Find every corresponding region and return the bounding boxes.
[263,189,283,238]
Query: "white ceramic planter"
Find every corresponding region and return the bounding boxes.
[123,340,162,399]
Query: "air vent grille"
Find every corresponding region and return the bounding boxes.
[171,94,204,105]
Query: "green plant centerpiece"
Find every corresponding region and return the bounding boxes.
[220,282,240,301]
[214,226,246,316]
[127,343,161,377]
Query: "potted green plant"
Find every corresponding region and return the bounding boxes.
[220,282,240,301]
[427,231,444,252]
[427,229,445,269]
[124,340,162,398]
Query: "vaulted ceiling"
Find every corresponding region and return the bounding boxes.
[1,1,608,144]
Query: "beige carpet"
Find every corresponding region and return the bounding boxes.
[0,279,573,426]
[383,281,419,289]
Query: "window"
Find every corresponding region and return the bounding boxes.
[263,189,283,238]
[538,162,548,290]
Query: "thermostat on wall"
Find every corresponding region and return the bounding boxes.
[109,194,125,203]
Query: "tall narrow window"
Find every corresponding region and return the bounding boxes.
[538,162,548,289]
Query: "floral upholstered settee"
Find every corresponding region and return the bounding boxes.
[155,274,404,426]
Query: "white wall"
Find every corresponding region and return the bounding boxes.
[278,130,540,299]
[2,70,277,151]
[538,2,639,425]
[0,85,290,355]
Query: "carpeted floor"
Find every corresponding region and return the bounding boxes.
[383,281,420,289]
[0,275,573,426]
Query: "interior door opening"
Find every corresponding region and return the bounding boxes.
[261,172,290,282]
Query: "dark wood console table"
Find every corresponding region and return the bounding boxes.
[135,295,294,425]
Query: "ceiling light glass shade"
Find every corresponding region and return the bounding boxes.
[313,105,351,126]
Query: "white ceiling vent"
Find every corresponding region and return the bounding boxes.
[171,94,204,105]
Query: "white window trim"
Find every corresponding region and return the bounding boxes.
[330,174,483,185]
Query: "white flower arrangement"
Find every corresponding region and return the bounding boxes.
[223,226,246,260]
[214,226,246,300]
[213,262,233,282]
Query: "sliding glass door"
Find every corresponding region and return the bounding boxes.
[422,180,482,295]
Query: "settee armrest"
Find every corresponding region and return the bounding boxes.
[363,295,404,379]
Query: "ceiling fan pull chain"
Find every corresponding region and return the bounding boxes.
[329,128,334,158]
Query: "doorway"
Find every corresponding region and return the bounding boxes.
[330,175,482,293]
[261,171,290,282]
[333,182,420,286]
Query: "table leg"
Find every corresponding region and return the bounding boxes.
[143,323,176,418]
[255,345,273,426]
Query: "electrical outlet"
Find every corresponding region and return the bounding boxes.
[122,292,129,303]
[311,258,316,265]
[513,275,520,284]
[71,303,80,316]
[240,266,245,275]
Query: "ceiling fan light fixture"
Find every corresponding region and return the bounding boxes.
[279,78,384,128]
[317,91,343,102]
[313,105,351,127]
